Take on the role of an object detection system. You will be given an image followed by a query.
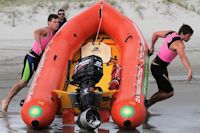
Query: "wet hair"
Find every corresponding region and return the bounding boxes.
[48,14,58,22]
[178,24,194,35]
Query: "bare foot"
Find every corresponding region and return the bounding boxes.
[0,99,8,113]
[143,112,155,129]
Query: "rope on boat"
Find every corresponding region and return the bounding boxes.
[94,2,103,44]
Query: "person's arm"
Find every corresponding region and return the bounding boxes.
[174,41,193,81]
[149,30,172,55]
[34,27,48,55]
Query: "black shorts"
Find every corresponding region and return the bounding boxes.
[151,62,173,93]
[21,50,40,82]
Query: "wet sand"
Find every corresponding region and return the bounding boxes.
[0,40,200,133]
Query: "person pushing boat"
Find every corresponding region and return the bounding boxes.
[145,24,193,108]
[0,14,59,113]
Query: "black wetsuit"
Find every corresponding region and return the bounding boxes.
[151,32,181,92]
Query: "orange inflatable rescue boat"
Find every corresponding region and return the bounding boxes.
[21,0,149,130]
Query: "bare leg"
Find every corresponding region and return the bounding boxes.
[1,80,27,112]
[147,90,174,108]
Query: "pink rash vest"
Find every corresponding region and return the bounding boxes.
[32,32,54,55]
[157,32,181,63]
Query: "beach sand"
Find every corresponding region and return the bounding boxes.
[0,38,200,133]
[1,0,200,132]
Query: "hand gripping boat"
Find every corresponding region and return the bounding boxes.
[21,0,149,130]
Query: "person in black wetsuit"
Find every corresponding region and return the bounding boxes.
[145,24,194,108]
[0,14,59,113]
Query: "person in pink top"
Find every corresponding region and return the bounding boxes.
[0,14,59,113]
[145,24,193,108]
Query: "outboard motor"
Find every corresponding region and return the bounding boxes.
[71,55,103,130]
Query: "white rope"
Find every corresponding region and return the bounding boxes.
[94,2,103,43]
